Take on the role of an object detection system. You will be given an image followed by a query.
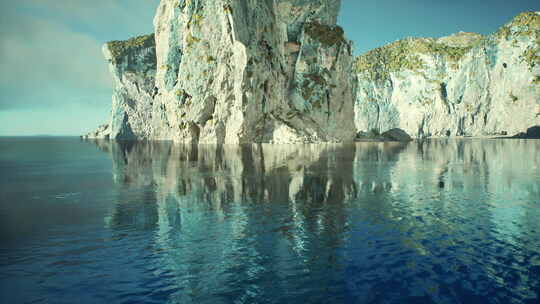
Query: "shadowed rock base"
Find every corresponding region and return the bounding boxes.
[356,128,412,142]
[512,125,540,139]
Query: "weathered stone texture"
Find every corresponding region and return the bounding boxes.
[354,12,540,138]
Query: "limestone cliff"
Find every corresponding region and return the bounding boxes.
[355,12,540,138]
[84,34,156,140]
[86,0,355,143]
[85,5,540,142]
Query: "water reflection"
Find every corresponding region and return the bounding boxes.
[92,139,540,303]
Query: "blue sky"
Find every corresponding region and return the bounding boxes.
[340,0,540,55]
[1,0,539,136]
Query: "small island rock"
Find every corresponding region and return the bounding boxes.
[381,128,413,142]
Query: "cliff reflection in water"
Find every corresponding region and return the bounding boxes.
[92,139,540,303]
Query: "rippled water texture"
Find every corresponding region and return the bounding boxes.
[1,137,539,304]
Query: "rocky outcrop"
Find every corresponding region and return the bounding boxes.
[84,34,157,140]
[512,125,540,138]
[354,12,540,138]
[87,5,540,142]
[381,128,413,142]
[355,128,412,142]
[87,0,355,143]
[82,123,110,139]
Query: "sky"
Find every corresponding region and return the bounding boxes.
[0,0,539,136]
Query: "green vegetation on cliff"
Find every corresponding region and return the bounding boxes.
[355,37,477,80]
[356,13,539,80]
[523,46,540,69]
[355,39,425,80]
[304,22,345,47]
[497,12,540,40]
[107,34,155,63]
[495,12,540,69]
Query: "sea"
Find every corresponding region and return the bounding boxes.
[1,137,539,304]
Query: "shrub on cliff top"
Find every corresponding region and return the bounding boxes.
[355,37,474,80]
[107,34,155,63]
[498,12,540,38]
[496,12,540,44]
[355,39,426,80]
[522,46,540,69]
[304,22,345,47]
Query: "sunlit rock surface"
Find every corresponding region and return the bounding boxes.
[83,34,157,140]
[88,0,355,143]
[87,6,540,142]
[82,123,110,139]
[354,12,540,138]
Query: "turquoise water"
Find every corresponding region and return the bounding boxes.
[1,137,539,304]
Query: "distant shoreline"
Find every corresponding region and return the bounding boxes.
[0,135,80,138]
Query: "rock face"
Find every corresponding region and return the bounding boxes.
[82,123,110,139]
[84,34,156,140]
[354,12,540,138]
[87,6,540,142]
[88,0,355,143]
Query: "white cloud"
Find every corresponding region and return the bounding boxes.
[20,0,159,38]
[0,13,111,109]
[0,0,159,110]
[0,14,111,88]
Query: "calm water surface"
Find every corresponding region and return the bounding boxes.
[1,137,539,304]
